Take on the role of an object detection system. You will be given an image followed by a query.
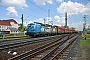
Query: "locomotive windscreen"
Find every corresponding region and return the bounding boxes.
[27,24,34,28]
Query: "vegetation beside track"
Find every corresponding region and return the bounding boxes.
[0,33,26,39]
[80,34,90,59]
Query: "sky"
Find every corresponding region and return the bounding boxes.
[0,0,90,31]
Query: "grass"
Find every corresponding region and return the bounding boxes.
[0,33,26,39]
[80,34,90,59]
[16,33,26,37]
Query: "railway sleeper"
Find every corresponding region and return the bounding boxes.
[8,34,74,60]
[51,36,79,60]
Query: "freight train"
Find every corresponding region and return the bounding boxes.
[25,22,77,37]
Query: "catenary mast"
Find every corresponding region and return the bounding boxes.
[65,12,68,28]
[83,15,87,33]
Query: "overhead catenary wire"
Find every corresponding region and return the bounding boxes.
[27,0,55,16]
[54,0,59,7]
[27,0,47,13]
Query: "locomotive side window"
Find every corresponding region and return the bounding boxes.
[38,25,40,28]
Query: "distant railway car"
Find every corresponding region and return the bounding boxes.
[54,26,65,34]
[52,26,57,35]
[64,28,69,33]
[46,26,57,35]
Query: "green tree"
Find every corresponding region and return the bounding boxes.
[18,24,22,31]
[23,26,27,31]
[71,27,75,30]
[18,24,27,31]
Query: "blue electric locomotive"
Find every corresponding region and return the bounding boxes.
[25,22,48,36]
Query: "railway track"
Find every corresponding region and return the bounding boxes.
[8,33,78,60]
[0,34,71,60]
[0,35,65,51]
[41,35,79,60]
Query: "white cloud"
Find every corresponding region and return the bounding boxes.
[35,18,44,23]
[1,0,28,16]
[23,18,45,25]
[47,0,53,4]
[33,17,52,24]
[46,17,52,21]
[57,0,64,3]
[1,0,28,7]
[54,15,60,20]
[81,2,90,15]
[23,17,53,26]
[69,21,83,31]
[57,1,86,16]
[6,7,18,16]
[24,21,33,26]
[54,15,67,26]
[34,0,53,5]
[18,20,33,26]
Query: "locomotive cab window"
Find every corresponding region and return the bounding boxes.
[28,24,34,28]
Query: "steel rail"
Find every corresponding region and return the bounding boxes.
[0,35,63,51]
[8,35,68,60]
[50,35,79,60]
[40,34,78,60]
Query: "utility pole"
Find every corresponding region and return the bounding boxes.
[83,15,87,40]
[65,12,67,28]
[50,21,53,25]
[48,9,50,24]
[83,15,87,33]
[21,14,24,32]
[44,18,46,24]
[44,18,46,32]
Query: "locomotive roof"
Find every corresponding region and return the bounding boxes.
[34,22,52,27]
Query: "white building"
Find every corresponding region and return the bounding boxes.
[0,19,19,34]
